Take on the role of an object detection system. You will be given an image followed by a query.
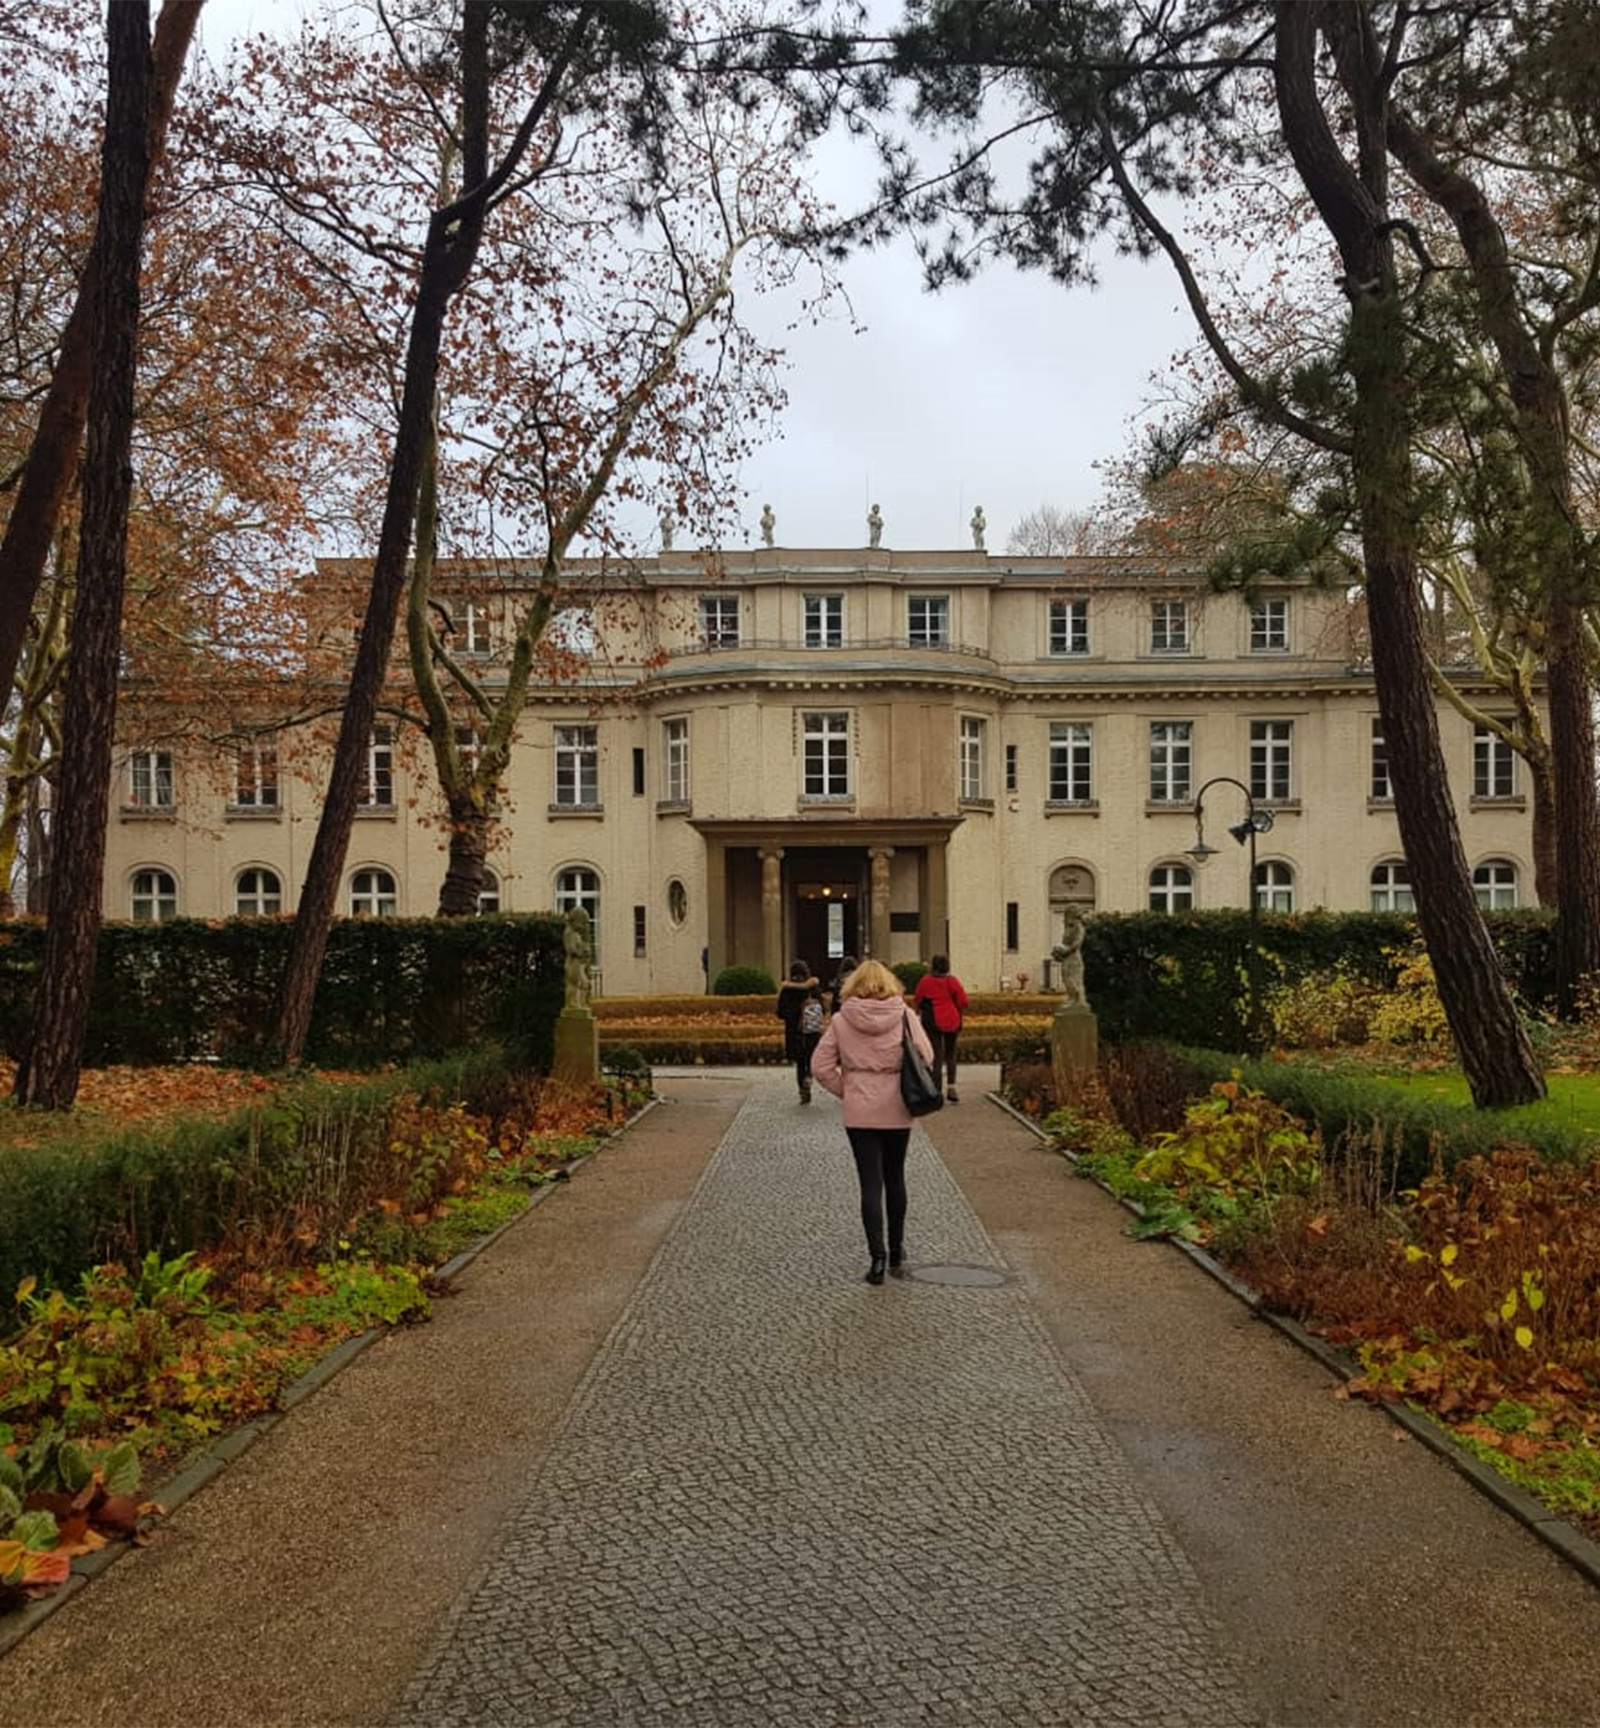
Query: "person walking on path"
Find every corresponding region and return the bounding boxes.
[827,952,858,1015]
[798,981,825,1101]
[810,958,935,1285]
[775,960,815,1102]
[913,953,969,1102]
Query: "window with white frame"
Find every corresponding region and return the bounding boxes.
[1048,599,1089,656]
[907,594,950,647]
[233,739,278,809]
[1048,722,1093,803]
[1250,598,1289,652]
[459,602,492,655]
[802,710,851,798]
[477,867,501,915]
[1004,743,1018,794]
[1149,721,1192,803]
[1474,858,1519,910]
[455,725,481,777]
[553,724,600,808]
[128,748,173,810]
[548,606,595,656]
[1370,860,1415,911]
[959,716,988,802]
[1148,863,1194,912]
[349,868,397,916]
[663,717,690,804]
[1255,860,1295,913]
[359,726,394,808]
[131,867,178,922]
[235,867,282,916]
[699,594,740,648]
[1250,720,1293,802]
[1149,599,1189,654]
[1473,723,1516,798]
[1370,720,1392,800]
[633,904,647,956]
[804,593,843,648]
[555,865,601,954]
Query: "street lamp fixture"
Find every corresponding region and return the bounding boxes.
[1186,775,1275,1050]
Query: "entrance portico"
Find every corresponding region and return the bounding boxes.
[692,817,961,986]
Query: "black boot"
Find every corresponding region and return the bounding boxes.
[865,1255,887,1285]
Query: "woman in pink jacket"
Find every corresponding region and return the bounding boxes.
[810,958,936,1286]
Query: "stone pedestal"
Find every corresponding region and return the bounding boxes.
[552,1007,599,1086]
[1049,1002,1099,1103]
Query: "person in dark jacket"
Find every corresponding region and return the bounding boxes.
[827,954,858,1015]
[775,960,815,1102]
[810,959,935,1285]
[912,953,970,1102]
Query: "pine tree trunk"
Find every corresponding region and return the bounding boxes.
[15,3,152,1108]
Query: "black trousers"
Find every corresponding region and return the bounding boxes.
[929,1029,959,1090]
[845,1125,910,1258]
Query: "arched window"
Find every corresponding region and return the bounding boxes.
[131,868,178,922]
[1473,858,1519,910]
[350,867,398,917]
[555,865,601,954]
[1370,860,1414,912]
[1148,863,1193,913]
[235,867,283,917]
[1254,860,1295,913]
[477,867,501,915]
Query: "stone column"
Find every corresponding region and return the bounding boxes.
[760,847,785,982]
[703,839,727,990]
[868,846,894,960]
[924,841,949,958]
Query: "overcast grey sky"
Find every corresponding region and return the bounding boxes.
[196,0,1195,554]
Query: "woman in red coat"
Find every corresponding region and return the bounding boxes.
[912,953,969,1102]
[810,958,936,1286]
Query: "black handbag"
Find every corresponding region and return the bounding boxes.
[900,1013,944,1116]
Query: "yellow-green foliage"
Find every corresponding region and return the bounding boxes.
[1261,967,1378,1048]
[1133,1077,1322,1199]
[1367,945,1452,1046]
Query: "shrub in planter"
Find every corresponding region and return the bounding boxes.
[892,960,929,991]
[713,965,776,996]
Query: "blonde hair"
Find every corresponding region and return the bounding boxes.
[840,958,902,1001]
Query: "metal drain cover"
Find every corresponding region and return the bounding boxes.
[904,1263,1007,1288]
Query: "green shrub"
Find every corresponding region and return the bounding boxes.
[712,965,776,996]
[892,960,929,990]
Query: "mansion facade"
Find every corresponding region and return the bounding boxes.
[103,546,1534,995]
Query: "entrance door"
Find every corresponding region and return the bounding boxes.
[789,849,866,982]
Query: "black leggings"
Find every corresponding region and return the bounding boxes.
[845,1126,910,1258]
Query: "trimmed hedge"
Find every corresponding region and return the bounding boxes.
[1083,909,1557,1051]
[0,915,566,1070]
[0,1048,528,1301]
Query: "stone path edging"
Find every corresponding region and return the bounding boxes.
[0,1104,657,1662]
[986,1089,1600,1593]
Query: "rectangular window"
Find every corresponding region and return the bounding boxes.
[1048,599,1089,656]
[128,748,174,810]
[1250,598,1289,652]
[632,747,646,797]
[633,904,647,957]
[1048,722,1093,803]
[700,594,740,648]
[1150,599,1189,654]
[1005,901,1020,952]
[804,593,843,648]
[460,602,492,655]
[233,740,277,808]
[1250,719,1293,801]
[959,716,987,802]
[663,717,689,804]
[802,710,851,798]
[1149,721,1192,803]
[358,727,393,808]
[1370,720,1392,800]
[1474,723,1516,798]
[908,594,950,647]
[1004,743,1018,794]
[553,724,599,807]
[455,726,481,777]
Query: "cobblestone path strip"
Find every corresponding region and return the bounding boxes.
[393,1079,1258,1727]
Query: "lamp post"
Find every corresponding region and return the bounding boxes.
[1184,775,1275,1050]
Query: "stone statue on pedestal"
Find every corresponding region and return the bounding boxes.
[760,503,775,547]
[1052,905,1087,1007]
[970,505,986,550]
[868,503,883,548]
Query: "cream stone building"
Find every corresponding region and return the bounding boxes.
[104,546,1534,995]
